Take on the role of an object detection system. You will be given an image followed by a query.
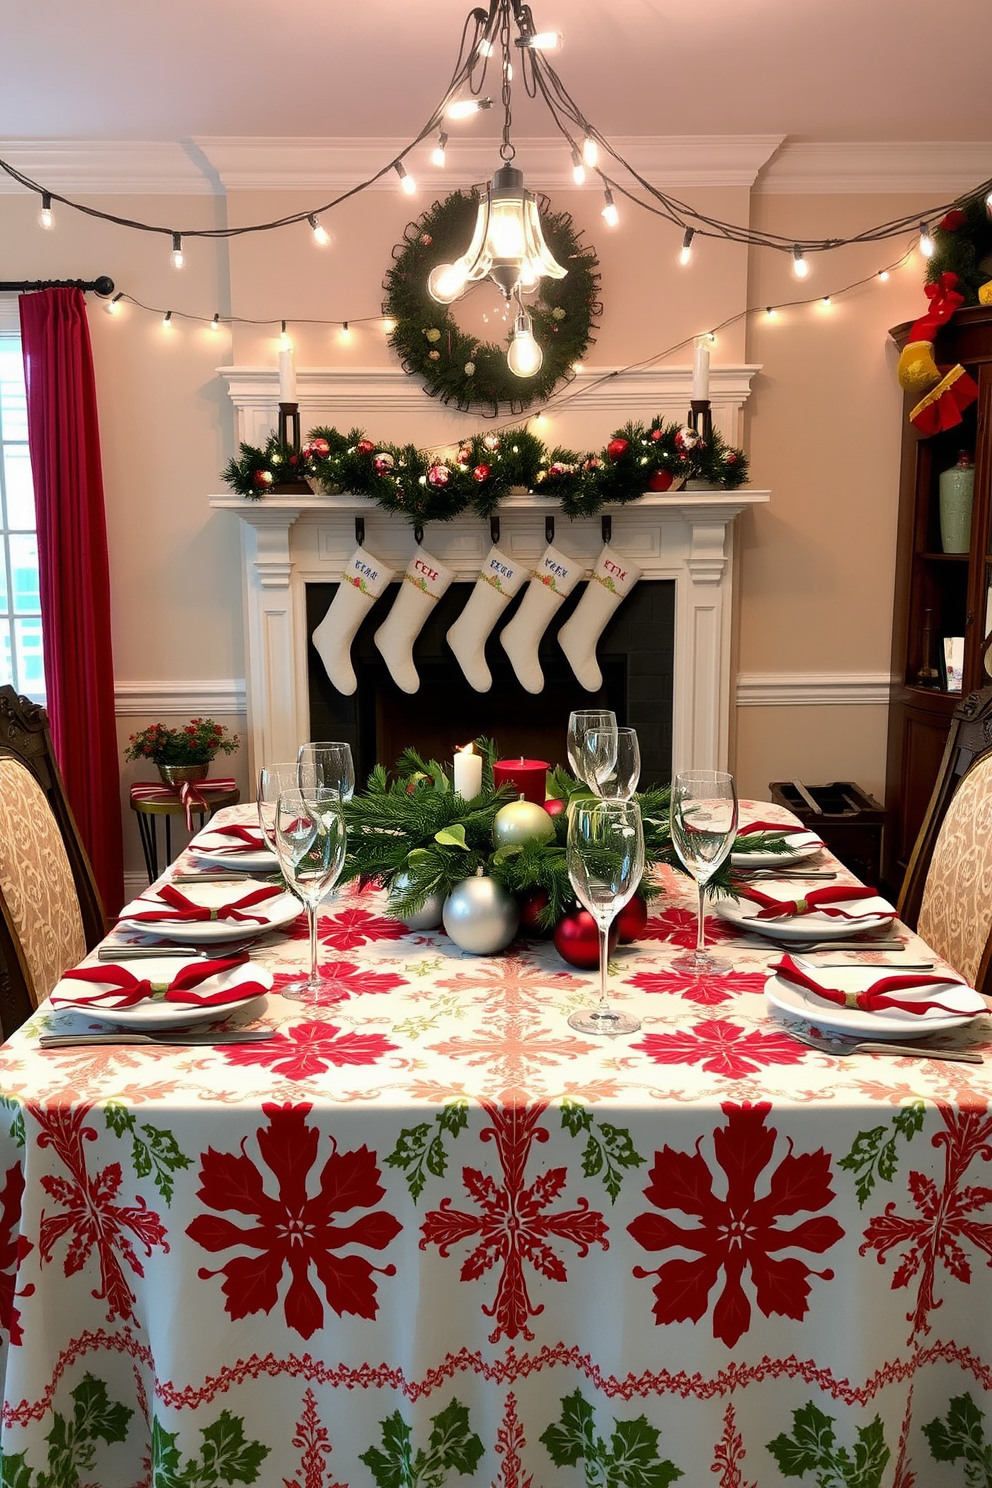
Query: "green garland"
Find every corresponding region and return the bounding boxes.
[382,189,601,415]
[222,415,749,522]
[927,193,992,305]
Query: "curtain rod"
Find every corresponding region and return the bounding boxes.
[0,276,115,295]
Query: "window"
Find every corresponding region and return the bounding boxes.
[0,307,44,703]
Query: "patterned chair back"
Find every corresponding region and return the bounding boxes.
[0,755,87,1007]
[917,751,992,993]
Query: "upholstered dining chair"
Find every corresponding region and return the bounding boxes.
[897,684,992,995]
[0,687,106,1037]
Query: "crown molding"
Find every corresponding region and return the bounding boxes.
[757,141,992,195]
[114,680,246,714]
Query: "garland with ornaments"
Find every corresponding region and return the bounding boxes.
[223,416,748,521]
[382,189,601,415]
[926,194,992,306]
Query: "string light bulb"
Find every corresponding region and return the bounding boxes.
[38,192,54,230]
[506,307,543,377]
[394,161,417,196]
[162,310,173,329]
[570,148,585,186]
[210,312,221,331]
[171,233,184,269]
[919,222,935,258]
[878,269,890,281]
[985,190,992,213]
[339,321,352,342]
[821,296,832,307]
[581,135,598,168]
[382,317,396,333]
[679,227,694,266]
[105,292,124,316]
[601,187,619,228]
[278,320,292,351]
[445,97,492,120]
[792,246,809,279]
[765,306,777,319]
[308,213,331,247]
[431,132,448,168]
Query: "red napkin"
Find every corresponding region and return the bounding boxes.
[739,884,894,922]
[122,883,283,925]
[196,824,267,852]
[771,954,972,1018]
[737,820,819,840]
[52,956,262,1010]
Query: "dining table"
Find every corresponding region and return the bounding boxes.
[0,799,989,1488]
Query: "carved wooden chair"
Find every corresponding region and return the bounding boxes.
[0,687,106,1037]
[897,684,992,994]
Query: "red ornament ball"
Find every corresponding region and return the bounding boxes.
[428,463,451,487]
[648,470,674,492]
[615,895,648,944]
[518,888,551,935]
[554,908,620,970]
[473,464,491,482]
[607,438,629,461]
[543,798,566,818]
[253,469,274,488]
[356,439,375,456]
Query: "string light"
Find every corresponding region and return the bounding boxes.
[986,191,992,212]
[919,222,935,258]
[792,246,809,279]
[581,135,598,169]
[765,307,777,319]
[679,227,694,266]
[339,321,352,341]
[821,295,832,307]
[382,317,396,333]
[307,213,331,247]
[105,292,124,316]
[601,187,619,228]
[162,310,173,329]
[210,312,221,331]
[394,161,416,196]
[38,192,53,230]
[445,97,492,120]
[279,320,292,350]
[431,133,448,168]
[171,233,184,269]
[878,269,890,281]
[570,148,585,186]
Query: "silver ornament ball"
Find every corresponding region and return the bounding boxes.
[443,875,519,954]
[388,872,445,931]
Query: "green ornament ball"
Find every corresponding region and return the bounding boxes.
[493,800,557,848]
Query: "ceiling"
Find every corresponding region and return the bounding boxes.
[3,0,992,148]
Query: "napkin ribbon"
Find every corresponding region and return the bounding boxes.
[194,823,267,853]
[122,883,283,925]
[772,953,971,1017]
[739,884,893,921]
[52,956,259,1009]
[130,778,238,832]
[737,820,823,846]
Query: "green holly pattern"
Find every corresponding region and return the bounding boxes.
[560,1099,645,1203]
[360,1399,483,1488]
[923,1393,992,1485]
[0,1373,132,1487]
[385,1101,469,1201]
[838,1100,926,1206]
[0,1093,25,1149]
[766,1402,889,1486]
[539,1388,683,1488]
[151,1410,270,1487]
[104,1101,192,1205]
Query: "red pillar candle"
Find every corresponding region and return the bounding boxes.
[493,757,549,805]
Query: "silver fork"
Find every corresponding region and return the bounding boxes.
[97,940,258,961]
[785,1025,982,1064]
[39,1028,274,1048]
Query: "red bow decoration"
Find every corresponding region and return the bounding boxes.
[194,823,267,853]
[52,955,261,1010]
[908,271,966,345]
[739,884,893,921]
[772,954,972,1018]
[130,778,238,832]
[121,883,283,925]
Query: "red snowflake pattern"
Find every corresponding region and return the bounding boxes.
[187,1102,401,1339]
[269,961,407,1005]
[0,1163,33,1346]
[624,969,770,1008]
[628,1101,844,1348]
[420,1101,608,1342]
[632,1019,806,1078]
[639,907,743,949]
[319,908,410,952]
[285,1386,342,1488]
[29,1101,169,1324]
[859,1101,992,1341]
[221,1019,398,1080]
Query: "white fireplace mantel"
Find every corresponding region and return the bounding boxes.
[210,488,769,782]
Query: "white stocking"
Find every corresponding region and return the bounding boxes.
[374,547,455,694]
[446,546,527,692]
[558,544,643,692]
[312,545,395,696]
[499,544,586,694]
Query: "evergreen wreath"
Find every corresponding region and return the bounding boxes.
[382,188,601,415]
[926,194,992,305]
[223,417,749,522]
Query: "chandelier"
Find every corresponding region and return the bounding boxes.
[426,0,568,377]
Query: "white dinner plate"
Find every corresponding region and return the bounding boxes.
[730,830,825,869]
[765,967,986,1039]
[47,956,273,1029]
[713,890,896,943]
[117,883,301,943]
[187,826,279,874]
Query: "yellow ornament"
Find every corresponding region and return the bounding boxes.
[979,280,992,305]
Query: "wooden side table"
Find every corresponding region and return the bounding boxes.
[129,785,241,881]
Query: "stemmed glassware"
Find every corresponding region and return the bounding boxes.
[567,709,618,794]
[271,788,347,1002]
[257,763,308,853]
[588,726,640,800]
[669,770,739,975]
[298,741,356,802]
[566,799,645,1035]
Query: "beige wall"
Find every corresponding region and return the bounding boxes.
[1,178,931,880]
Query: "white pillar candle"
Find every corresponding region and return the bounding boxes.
[692,337,710,401]
[453,745,483,799]
[278,346,297,403]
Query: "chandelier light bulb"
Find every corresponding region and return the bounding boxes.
[308,213,331,247]
[171,232,184,269]
[428,261,470,304]
[507,309,543,377]
[601,187,619,228]
[431,132,448,168]
[581,135,599,169]
[679,227,694,266]
[516,30,562,50]
[477,36,494,57]
[38,192,54,230]
[395,161,417,195]
[426,164,566,304]
[919,222,935,258]
[445,97,492,120]
[792,245,809,278]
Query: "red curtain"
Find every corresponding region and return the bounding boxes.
[19,287,124,915]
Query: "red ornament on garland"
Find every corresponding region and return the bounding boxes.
[356,439,375,455]
[607,438,629,461]
[428,463,451,487]
[648,470,674,492]
[518,888,551,935]
[543,798,566,818]
[554,908,620,970]
[473,464,491,482]
[614,895,648,944]
[253,469,274,488]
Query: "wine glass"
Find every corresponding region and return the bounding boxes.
[567,709,618,794]
[669,770,739,975]
[589,727,640,800]
[257,762,307,853]
[272,788,347,1002]
[566,800,645,1035]
[298,741,356,802]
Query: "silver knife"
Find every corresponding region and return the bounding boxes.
[39,1029,274,1048]
[98,941,255,961]
[170,871,257,883]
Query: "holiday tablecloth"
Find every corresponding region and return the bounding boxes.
[0,803,990,1487]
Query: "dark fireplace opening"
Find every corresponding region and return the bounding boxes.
[306,580,675,787]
